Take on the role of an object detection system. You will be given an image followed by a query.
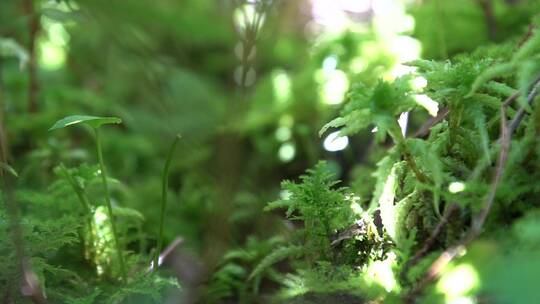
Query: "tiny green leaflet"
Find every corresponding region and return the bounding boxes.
[49,115,122,131]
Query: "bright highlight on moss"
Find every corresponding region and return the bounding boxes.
[323,131,349,152]
[365,253,398,292]
[414,94,439,117]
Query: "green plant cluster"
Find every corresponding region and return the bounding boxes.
[1,116,179,303]
[222,17,540,304]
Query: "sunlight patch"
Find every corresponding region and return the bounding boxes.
[272,70,292,103]
[91,206,114,276]
[322,55,338,72]
[437,263,479,299]
[411,76,428,91]
[275,126,292,142]
[365,252,398,292]
[39,17,69,70]
[346,194,363,215]
[317,69,349,105]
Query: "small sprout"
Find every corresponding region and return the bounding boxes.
[50,115,127,282]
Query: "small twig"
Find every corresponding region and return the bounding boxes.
[148,237,184,273]
[508,75,540,134]
[471,94,511,234]
[502,90,521,107]
[331,219,367,247]
[413,107,450,138]
[517,23,535,49]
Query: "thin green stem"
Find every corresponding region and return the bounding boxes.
[59,164,95,260]
[95,128,127,282]
[59,164,92,215]
[154,135,181,270]
[389,127,428,183]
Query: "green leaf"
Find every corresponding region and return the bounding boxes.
[49,115,122,131]
[0,162,18,177]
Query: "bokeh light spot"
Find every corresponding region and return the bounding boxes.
[278,142,296,162]
[449,182,466,193]
[323,131,349,152]
[437,263,479,299]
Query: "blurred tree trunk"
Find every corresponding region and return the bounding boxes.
[22,0,40,113]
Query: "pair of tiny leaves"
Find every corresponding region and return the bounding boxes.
[49,116,182,141]
[49,115,122,131]
[49,114,182,145]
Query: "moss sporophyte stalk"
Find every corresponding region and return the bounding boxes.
[154,134,181,271]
